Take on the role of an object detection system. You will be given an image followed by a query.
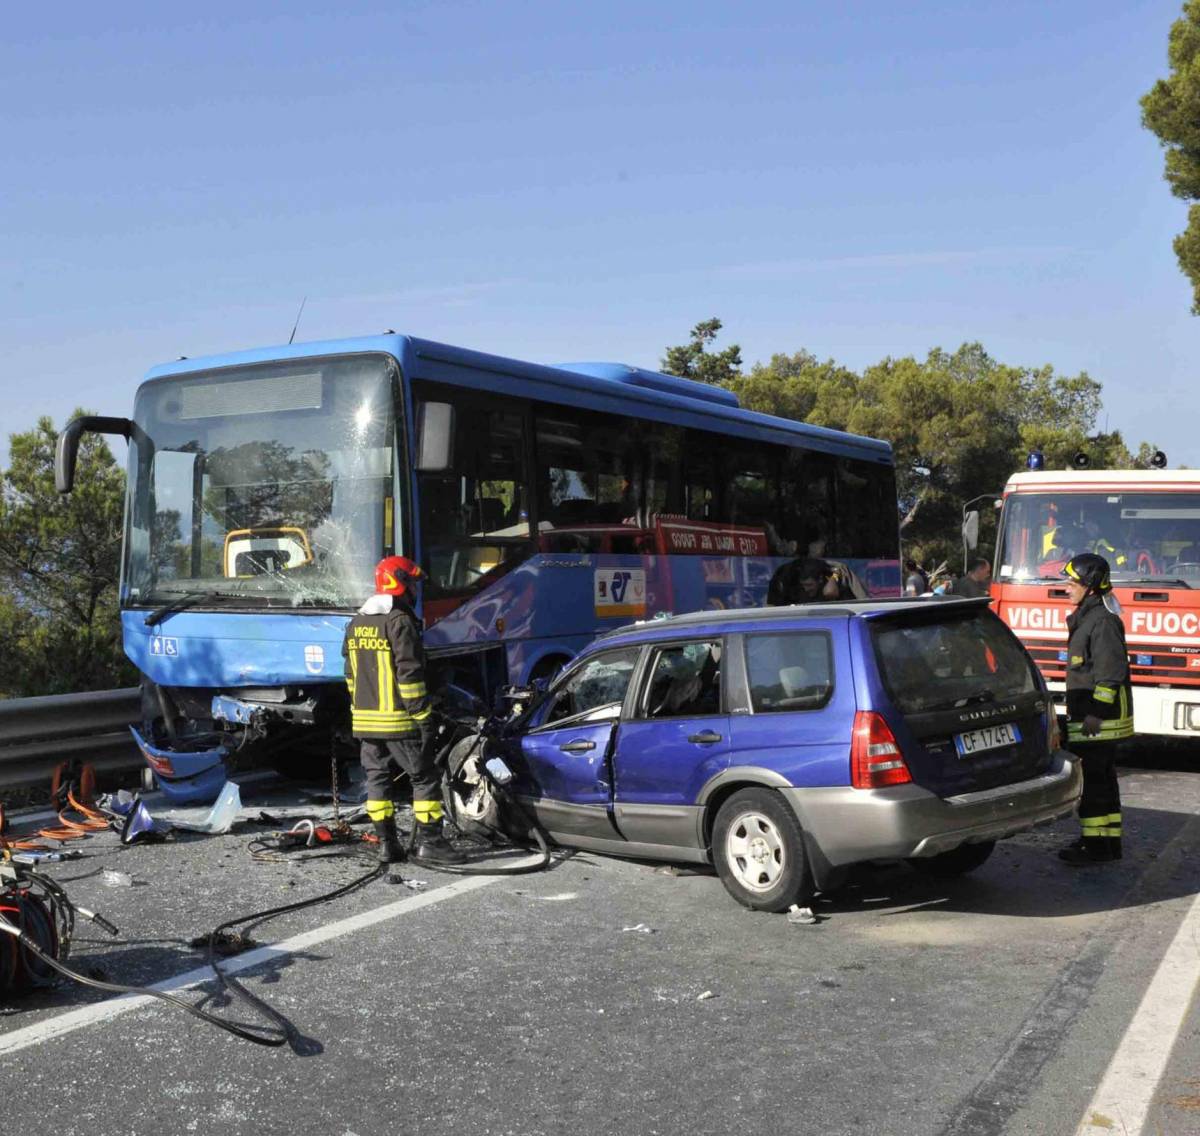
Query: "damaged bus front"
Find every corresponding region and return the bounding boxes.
[58,347,401,801]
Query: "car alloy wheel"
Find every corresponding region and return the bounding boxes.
[711,787,809,912]
[725,811,786,892]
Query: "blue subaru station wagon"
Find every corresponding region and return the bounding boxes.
[449,597,1081,911]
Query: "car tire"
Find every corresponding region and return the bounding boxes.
[907,840,996,878]
[442,734,502,837]
[711,788,810,912]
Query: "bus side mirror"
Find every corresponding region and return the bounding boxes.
[962,510,980,550]
[55,415,133,493]
[415,402,454,472]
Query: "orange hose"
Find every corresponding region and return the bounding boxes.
[34,823,86,842]
[64,790,109,829]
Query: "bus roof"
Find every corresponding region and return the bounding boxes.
[143,332,893,464]
[1004,469,1200,493]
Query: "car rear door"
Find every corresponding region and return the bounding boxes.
[610,637,730,848]
[726,623,858,787]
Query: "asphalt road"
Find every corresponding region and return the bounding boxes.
[3,742,1200,1136]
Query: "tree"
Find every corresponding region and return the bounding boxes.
[0,413,134,695]
[728,350,860,424]
[1141,1,1200,312]
[661,318,743,386]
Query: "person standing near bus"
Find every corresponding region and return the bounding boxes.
[342,555,465,867]
[768,557,854,604]
[1058,553,1132,865]
[951,558,991,598]
[904,559,928,596]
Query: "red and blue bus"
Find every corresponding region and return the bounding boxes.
[57,333,898,799]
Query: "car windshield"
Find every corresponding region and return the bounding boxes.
[996,491,1200,585]
[871,609,1038,714]
[124,354,398,610]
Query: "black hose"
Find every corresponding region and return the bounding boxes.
[0,857,383,1047]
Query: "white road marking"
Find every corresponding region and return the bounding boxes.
[0,874,498,1057]
[1076,889,1200,1135]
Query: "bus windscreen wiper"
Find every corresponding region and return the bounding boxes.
[144,591,211,626]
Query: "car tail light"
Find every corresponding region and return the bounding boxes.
[851,711,912,788]
[1045,710,1062,752]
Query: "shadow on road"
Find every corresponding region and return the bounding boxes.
[818,803,1199,921]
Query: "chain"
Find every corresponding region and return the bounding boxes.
[330,732,341,827]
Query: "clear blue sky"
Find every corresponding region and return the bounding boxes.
[3,1,1196,466]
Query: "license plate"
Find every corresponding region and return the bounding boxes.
[954,722,1021,757]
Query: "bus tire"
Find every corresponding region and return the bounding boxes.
[528,655,569,684]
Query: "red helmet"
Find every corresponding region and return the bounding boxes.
[374,555,425,597]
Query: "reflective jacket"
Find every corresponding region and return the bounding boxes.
[1064,593,1133,744]
[1090,536,1128,568]
[342,594,432,739]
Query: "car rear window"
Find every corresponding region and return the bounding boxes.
[870,609,1038,713]
[744,632,834,713]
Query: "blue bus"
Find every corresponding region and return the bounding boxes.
[57,333,898,800]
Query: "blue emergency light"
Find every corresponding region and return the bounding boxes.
[1026,451,1045,471]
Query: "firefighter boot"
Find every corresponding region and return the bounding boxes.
[412,821,467,866]
[1057,837,1116,865]
[372,818,405,864]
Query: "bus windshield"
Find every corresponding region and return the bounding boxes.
[125,354,398,610]
[996,491,1200,585]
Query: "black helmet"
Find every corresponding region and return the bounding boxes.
[1063,553,1111,593]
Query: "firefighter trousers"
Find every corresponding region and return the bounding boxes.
[1075,740,1122,843]
[359,736,443,824]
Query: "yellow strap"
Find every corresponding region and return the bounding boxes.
[398,682,427,699]
[1067,718,1133,742]
[412,799,444,823]
[1080,815,1107,830]
[366,799,395,821]
[1093,686,1116,704]
[378,650,394,713]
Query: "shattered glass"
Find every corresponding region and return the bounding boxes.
[125,354,398,610]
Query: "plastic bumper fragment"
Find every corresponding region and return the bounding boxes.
[129,726,229,804]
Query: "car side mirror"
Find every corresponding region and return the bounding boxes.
[962,510,980,551]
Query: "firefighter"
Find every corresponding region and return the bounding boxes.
[342,555,465,866]
[1083,518,1128,569]
[1058,553,1132,864]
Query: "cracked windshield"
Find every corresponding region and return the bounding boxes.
[996,491,1200,585]
[125,354,397,609]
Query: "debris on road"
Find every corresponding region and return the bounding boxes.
[101,869,134,887]
[697,990,717,1002]
[621,922,656,933]
[160,780,242,834]
[788,904,818,925]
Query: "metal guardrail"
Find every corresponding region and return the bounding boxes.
[0,688,142,790]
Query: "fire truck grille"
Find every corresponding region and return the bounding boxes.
[1020,637,1200,686]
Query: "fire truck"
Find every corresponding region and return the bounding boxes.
[990,466,1200,738]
